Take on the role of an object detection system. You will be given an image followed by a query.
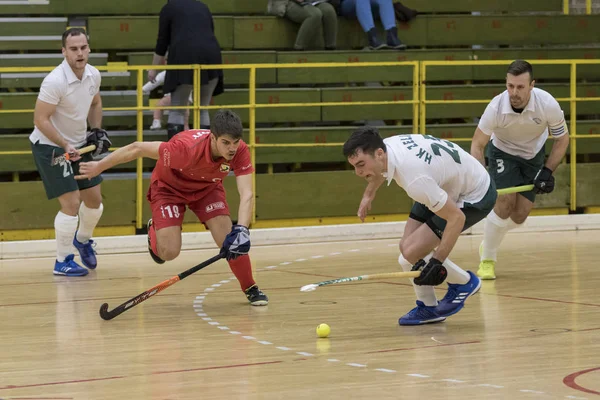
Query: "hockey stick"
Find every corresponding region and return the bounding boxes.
[497,184,534,195]
[99,252,225,320]
[50,144,96,166]
[300,271,421,292]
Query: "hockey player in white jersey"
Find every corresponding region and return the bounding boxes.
[344,127,497,325]
[471,60,569,280]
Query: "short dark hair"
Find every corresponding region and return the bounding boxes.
[62,27,88,48]
[507,60,534,81]
[342,126,386,158]
[211,109,243,139]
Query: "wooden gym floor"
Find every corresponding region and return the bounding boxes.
[0,230,599,399]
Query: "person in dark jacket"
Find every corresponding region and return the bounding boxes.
[148,0,224,139]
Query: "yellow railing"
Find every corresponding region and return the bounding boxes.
[563,0,594,14]
[420,59,600,211]
[0,62,418,228]
[1,59,599,224]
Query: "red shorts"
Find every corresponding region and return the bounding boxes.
[147,182,230,230]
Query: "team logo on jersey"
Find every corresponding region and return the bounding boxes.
[220,164,230,173]
[205,202,225,213]
[88,86,96,95]
[532,117,542,124]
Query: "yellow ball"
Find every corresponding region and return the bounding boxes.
[316,323,331,338]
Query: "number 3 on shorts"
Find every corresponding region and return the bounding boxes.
[496,159,505,173]
[160,205,181,219]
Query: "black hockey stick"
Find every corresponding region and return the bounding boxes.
[99,252,225,320]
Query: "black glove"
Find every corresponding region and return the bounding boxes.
[221,225,251,260]
[412,257,447,286]
[86,128,112,158]
[533,166,555,194]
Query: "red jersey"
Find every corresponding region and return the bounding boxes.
[151,129,254,200]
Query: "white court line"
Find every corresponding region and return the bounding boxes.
[347,363,367,368]
[193,244,545,399]
[329,252,342,255]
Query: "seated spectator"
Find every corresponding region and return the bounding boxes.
[340,0,405,50]
[268,0,338,50]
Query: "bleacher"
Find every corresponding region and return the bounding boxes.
[0,0,599,229]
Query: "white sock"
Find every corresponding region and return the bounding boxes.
[76,203,103,244]
[443,258,470,284]
[55,211,79,262]
[481,210,511,261]
[398,254,438,307]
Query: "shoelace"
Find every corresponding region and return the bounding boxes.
[80,240,97,257]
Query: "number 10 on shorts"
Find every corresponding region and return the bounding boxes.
[160,205,181,219]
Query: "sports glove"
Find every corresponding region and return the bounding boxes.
[221,225,251,260]
[85,128,112,158]
[412,257,448,286]
[533,166,555,194]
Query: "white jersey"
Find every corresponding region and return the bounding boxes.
[383,134,490,213]
[29,59,101,148]
[478,87,568,159]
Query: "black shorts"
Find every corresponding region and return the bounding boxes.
[409,180,497,239]
[486,141,545,202]
[31,141,103,200]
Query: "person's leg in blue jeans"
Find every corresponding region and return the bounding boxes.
[341,0,405,49]
[370,0,406,49]
[341,0,385,49]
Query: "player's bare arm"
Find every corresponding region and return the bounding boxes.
[358,174,385,222]
[544,132,569,172]
[33,99,80,160]
[88,92,103,129]
[76,141,162,180]
[235,174,253,227]
[431,199,466,262]
[470,127,490,167]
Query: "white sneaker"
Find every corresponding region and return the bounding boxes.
[150,119,162,130]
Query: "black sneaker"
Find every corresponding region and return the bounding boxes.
[147,219,165,265]
[245,285,269,306]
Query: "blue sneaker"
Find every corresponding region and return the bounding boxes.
[399,300,446,326]
[73,232,97,269]
[54,254,89,276]
[435,271,481,318]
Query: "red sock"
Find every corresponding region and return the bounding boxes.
[228,255,255,291]
[149,223,159,255]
